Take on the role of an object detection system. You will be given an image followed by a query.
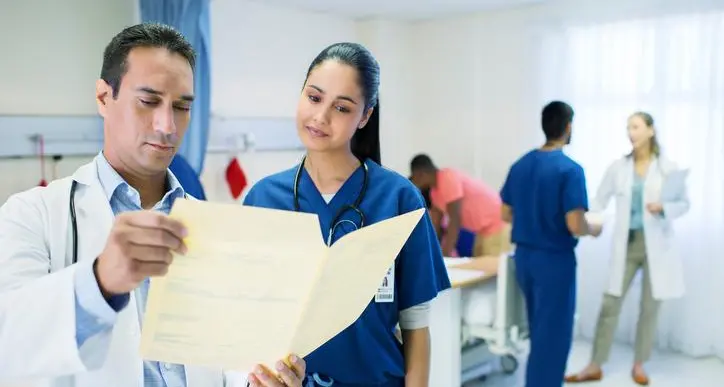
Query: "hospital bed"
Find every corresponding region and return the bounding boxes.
[428,254,528,386]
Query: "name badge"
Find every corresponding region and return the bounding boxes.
[375,263,395,303]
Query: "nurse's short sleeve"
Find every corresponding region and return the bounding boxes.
[562,165,589,213]
[396,187,452,311]
[242,185,258,206]
[435,169,464,206]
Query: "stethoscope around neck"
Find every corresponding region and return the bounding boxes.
[293,155,369,246]
[67,179,189,265]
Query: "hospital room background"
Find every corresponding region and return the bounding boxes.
[1,0,723,385]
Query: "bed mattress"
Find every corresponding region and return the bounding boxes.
[460,280,497,326]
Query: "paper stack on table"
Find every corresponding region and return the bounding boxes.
[139,199,424,373]
[446,268,486,283]
[443,257,472,268]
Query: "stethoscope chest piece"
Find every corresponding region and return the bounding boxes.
[293,155,369,247]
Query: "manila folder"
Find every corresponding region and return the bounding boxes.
[139,199,425,373]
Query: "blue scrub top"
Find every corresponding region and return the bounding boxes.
[169,155,206,200]
[500,149,588,255]
[629,173,645,230]
[244,159,451,385]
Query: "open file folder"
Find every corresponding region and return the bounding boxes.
[140,199,425,372]
[661,168,689,201]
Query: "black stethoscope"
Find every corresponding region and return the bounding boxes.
[293,155,368,246]
[68,179,188,265]
[69,180,80,264]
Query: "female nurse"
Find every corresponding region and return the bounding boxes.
[565,112,689,386]
[243,42,451,387]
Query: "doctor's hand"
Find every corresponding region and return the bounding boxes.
[589,222,603,237]
[247,355,306,387]
[95,210,188,297]
[646,202,664,214]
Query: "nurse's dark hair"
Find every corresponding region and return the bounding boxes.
[304,42,381,164]
[100,23,196,98]
[541,100,574,141]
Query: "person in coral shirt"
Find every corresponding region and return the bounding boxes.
[410,154,511,257]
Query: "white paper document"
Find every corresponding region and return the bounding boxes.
[139,199,425,373]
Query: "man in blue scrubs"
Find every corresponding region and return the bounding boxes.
[500,101,602,387]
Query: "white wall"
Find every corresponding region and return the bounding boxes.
[403,8,549,191]
[355,19,417,174]
[207,2,418,187]
[212,0,357,118]
[402,0,724,191]
[6,0,718,204]
[203,0,362,203]
[0,0,374,204]
[0,0,136,116]
[0,0,137,202]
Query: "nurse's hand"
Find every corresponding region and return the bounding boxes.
[95,211,188,297]
[247,355,305,387]
[646,202,663,214]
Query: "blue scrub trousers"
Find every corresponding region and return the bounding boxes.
[514,246,577,387]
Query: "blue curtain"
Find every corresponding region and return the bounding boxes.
[140,0,211,174]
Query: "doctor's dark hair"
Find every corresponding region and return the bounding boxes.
[304,42,381,164]
[541,100,574,141]
[100,23,196,98]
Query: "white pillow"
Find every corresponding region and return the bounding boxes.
[460,280,497,326]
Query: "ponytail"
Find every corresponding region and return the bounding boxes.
[305,42,381,164]
[650,133,661,156]
[351,100,381,165]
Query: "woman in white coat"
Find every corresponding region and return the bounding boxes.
[566,112,690,386]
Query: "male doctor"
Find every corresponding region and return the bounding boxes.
[0,23,304,387]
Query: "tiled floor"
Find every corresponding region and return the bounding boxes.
[466,340,724,387]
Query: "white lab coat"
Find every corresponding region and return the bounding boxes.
[591,156,690,300]
[0,160,249,387]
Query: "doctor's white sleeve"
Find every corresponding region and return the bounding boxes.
[590,161,618,212]
[0,191,128,379]
[74,257,130,347]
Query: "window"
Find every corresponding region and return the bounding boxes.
[539,11,724,358]
[543,12,724,199]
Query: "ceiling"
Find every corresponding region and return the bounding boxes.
[251,0,547,20]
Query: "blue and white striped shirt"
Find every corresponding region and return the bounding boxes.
[73,152,188,387]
